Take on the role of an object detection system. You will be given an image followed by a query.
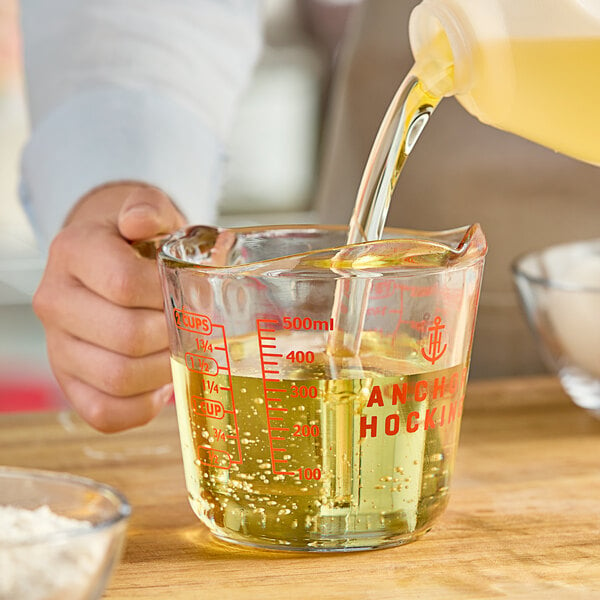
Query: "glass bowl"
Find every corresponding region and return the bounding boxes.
[512,239,600,416]
[0,467,130,600]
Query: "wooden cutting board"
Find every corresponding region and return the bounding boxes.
[2,376,599,599]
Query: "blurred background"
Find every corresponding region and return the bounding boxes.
[0,0,353,411]
[1,0,599,412]
[0,0,49,409]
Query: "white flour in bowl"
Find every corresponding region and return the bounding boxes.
[0,505,106,600]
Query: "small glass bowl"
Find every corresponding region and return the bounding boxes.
[512,239,600,417]
[0,467,130,600]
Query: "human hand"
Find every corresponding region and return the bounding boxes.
[33,182,186,432]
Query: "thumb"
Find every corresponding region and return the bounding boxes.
[118,185,185,242]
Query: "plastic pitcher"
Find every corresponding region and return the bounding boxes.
[409,0,600,165]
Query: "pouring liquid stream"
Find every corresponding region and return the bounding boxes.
[165,58,482,550]
[319,66,451,515]
[326,68,449,358]
[164,2,600,550]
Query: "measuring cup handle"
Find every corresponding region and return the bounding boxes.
[132,236,170,259]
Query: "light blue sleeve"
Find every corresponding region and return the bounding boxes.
[19,0,263,250]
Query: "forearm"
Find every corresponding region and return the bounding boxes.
[20,0,263,248]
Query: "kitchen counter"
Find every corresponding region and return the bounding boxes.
[2,376,599,599]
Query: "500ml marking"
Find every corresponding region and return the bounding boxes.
[257,316,328,480]
[282,316,334,331]
[174,308,243,470]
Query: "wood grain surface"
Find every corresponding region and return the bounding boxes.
[2,376,600,599]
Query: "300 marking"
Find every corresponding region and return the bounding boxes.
[291,385,318,398]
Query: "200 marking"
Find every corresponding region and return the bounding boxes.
[292,424,320,437]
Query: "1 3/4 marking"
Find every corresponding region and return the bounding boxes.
[196,338,213,353]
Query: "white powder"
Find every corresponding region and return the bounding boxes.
[0,505,108,600]
[547,256,600,379]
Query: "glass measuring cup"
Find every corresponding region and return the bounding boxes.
[158,224,486,551]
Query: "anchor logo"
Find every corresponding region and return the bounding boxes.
[421,316,447,365]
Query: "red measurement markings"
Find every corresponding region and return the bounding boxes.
[212,427,227,442]
[173,309,212,334]
[203,380,219,394]
[185,353,219,376]
[359,283,456,343]
[176,306,242,467]
[197,446,231,470]
[196,338,213,353]
[213,325,242,465]
[192,396,224,419]
[282,316,334,331]
[256,318,294,476]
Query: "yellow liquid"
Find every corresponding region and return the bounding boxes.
[333,73,446,355]
[418,37,600,166]
[171,333,468,551]
[346,75,443,245]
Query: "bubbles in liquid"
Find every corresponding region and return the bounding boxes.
[171,328,466,551]
[169,69,470,550]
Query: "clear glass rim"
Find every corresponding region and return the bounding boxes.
[511,239,600,293]
[158,223,487,275]
[0,466,131,548]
